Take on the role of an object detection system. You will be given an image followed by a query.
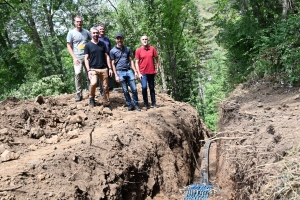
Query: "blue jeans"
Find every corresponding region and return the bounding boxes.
[141,74,156,106]
[117,69,138,105]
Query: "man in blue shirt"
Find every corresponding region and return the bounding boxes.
[110,33,141,111]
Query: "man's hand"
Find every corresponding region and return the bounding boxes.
[115,75,120,83]
[88,70,94,80]
[74,59,80,65]
[155,65,159,73]
[109,69,113,77]
[137,73,143,80]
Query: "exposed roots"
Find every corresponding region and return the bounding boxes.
[261,150,300,200]
[219,132,300,199]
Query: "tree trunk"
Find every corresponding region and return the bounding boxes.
[43,3,63,74]
[0,30,25,81]
[282,0,288,19]
[22,8,49,76]
[197,71,205,120]
[159,59,167,93]
[156,43,167,93]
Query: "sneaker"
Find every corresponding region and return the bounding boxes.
[134,104,141,111]
[75,93,82,102]
[151,104,158,108]
[89,98,95,107]
[127,104,134,111]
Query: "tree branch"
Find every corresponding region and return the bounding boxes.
[2,0,14,9]
[106,0,118,14]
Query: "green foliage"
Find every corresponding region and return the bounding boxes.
[189,50,230,131]
[61,49,76,93]
[1,75,68,100]
[0,0,115,99]
[203,51,230,130]
[215,11,260,84]
[0,63,14,97]
[213,0,290,85]
[251,14,300,85]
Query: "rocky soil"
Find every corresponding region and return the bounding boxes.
[0,87,211,200]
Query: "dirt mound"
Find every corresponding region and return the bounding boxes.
[214,82,300,199]
[0,87,211,200]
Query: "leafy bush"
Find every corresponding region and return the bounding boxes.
[251,14,300,86]
[1,75,68,100]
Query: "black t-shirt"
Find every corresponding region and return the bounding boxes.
[84,41,108,69]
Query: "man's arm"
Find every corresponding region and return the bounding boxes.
[135,59,142,79]
[154,56,160,72]
[111,60,119,82]
[129,56,137,73]
[108,38,112,51]
[84,54,90,71]
[67,42,80,65]
[85,53,93,80]
[105,53,113,77]
[129,56,139,79]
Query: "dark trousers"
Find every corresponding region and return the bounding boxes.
[141,74,156,106]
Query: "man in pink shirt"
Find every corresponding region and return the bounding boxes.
[135,35,160,110]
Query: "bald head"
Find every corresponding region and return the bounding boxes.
[141,35,148,46]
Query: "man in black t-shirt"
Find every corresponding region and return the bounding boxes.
[84,27,113,108]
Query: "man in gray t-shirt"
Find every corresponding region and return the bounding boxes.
[67,15,91,102]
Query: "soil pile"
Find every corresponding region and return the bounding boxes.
[213,82,300,199]
[2,81,298,200]
[0,87,211,200]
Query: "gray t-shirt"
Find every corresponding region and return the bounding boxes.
[66,28,91,56]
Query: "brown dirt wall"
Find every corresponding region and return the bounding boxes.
[0,88,211,200]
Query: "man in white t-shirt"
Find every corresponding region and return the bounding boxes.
[67,16,91,101]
